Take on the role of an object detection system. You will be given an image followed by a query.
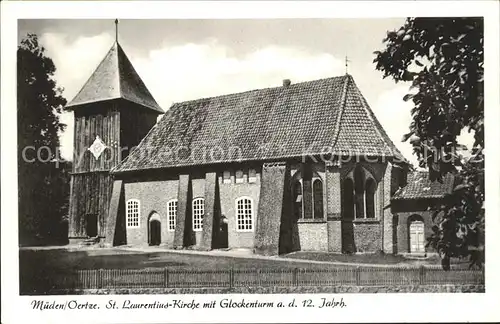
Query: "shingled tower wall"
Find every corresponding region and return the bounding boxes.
[66,41,163,244]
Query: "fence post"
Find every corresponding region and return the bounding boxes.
[419,266,425,285]
[229,268,234,289]
[98,269,103,289]
[164,268,169,288]
[355,267,361,286]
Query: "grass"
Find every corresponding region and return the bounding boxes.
[18,247,480,295]
[284,251,408,264]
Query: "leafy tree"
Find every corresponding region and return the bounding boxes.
[374,17,484,270]
[18,34,70,245]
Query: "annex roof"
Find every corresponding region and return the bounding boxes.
[392,171,456,200]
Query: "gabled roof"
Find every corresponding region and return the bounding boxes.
[392,171,455,200]
[112,74,405,173]
[65,42,163,113]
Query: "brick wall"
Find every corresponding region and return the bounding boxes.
[352,222,380,252]
[396,210,434,254]
[218,170,260,249]
[124,180,179,247]
[297,222,328,251]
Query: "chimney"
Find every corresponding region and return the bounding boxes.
[283,79,291,87]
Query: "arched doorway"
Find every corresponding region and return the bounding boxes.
[149,212,161,246]
[408,215,425,253]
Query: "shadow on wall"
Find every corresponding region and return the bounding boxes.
[113,188,127,246]
[279,165,301,254]
[183,183,196,247]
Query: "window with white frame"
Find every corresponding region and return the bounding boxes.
[236,197,253,231]
[167,199,177,231]
[126,199,140,228]
[192,198,204,231]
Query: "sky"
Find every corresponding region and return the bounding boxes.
[18,18,474,166]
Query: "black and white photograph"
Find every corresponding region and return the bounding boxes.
[2,1,500,323]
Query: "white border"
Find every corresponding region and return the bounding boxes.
[2,1,500,324]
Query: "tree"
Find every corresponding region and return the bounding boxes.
[18,34,70,245]
[373,18,484,269]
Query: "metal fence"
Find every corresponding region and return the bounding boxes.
[36,266,484,291]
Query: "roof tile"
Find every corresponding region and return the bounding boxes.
[66,42,163,113]
[113,74,405,173]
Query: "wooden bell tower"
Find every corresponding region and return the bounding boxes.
[65,20,163,244]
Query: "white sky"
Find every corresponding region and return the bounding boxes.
[18,19,474,166]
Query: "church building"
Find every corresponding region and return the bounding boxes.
[65,33,447,256]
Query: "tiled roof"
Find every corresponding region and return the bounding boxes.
[113,74,405,173]
[65,42,163,113]
[392,171,455,200]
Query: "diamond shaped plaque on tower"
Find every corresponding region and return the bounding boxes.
[88,135,107,160]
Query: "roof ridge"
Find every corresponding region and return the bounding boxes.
[329,74,351,156]
[352,79,406,161]
[66,42,120,108]
[168,75,348,108]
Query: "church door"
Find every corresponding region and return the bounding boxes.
[149,220,161,246]
[86,214,98,237]
[409,221,425,253]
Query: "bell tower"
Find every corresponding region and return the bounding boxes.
[65,20,163,244]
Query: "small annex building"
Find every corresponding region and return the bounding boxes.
[65,37,448,256]
[390,171,456,255]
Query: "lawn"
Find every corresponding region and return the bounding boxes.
[18,247,480,294]
[19,248,354,273]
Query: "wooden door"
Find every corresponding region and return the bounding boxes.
[86,214,98,237]
[409,221,425,253]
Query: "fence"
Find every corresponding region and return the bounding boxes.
[35,266,484,291]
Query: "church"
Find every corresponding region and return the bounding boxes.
[65,35,453,256]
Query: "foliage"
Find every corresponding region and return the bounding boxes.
[373,18,484,269]
[17,34,70,245]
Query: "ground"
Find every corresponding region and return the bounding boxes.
[19,246,478,295]
[20,246,457,272]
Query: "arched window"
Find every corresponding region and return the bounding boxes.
[365,178,376,218]
[167,199,178,231]
[126,199,140,228]
[292,180,303,219]
[342,178,354,220]
[354,166,365,219]
[192,198,204,232]
[313,179,324,219]
[236,197,254,232]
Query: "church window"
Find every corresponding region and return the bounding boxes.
[235,170,244,183]
[223,171,231,184]
[313,179,324,219]
[365,178,376,218]
[167,199,177,231]
[192,198,204,231]
[236,197,254,231]
[344,165,378,220]
[354,165,365,219]
[248,169,257,183]
[126,199,140,228]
